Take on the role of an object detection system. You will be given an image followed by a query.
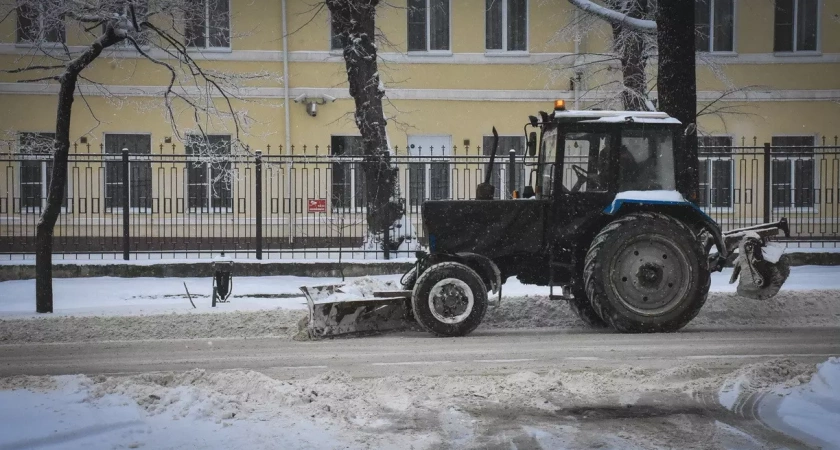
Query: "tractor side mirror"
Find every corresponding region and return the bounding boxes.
[684,123,697,136]
[527,132,537,157]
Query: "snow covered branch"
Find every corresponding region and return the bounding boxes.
[567,0,657,33]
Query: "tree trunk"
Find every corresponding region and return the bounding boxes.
[35,29,119,313]
[611,0,649,111]
[327,0,402,243]
[656,0,699,199]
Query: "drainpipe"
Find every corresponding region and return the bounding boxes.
[281,0,294,244]
[282,0,291,156]
[573,7,581,109]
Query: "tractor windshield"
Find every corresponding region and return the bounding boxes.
[618,129,677,191]
[539,128,558,196]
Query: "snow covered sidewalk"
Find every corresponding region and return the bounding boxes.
[1,266,839,319]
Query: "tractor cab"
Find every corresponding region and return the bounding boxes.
[525,100,684,203]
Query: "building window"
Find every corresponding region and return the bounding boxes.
[485,0,527,52]
[330,136,365,211]
[698,136,733,208]
[695,0,734,52]
[408,140,450,207]
[186,135,233,212]
[407,0,450,52]
[771,136,816,209]
[330,14,346,51]
[774,0,819,52]
[482,135,526,198]
[16,4,65,43]
[18,133,69,213]
[104,134,152,211]
[185,0,230,49]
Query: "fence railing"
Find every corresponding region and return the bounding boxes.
[1,142,839,260]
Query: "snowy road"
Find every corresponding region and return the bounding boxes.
[2,327,837,379]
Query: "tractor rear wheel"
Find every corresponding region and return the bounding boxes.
[569,284,608,328]
[411,262,488,337]
[584,212,710,333]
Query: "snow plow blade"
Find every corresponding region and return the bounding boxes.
[724,220,791,300]
[300,285,412,339]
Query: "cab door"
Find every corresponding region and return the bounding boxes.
[550,126,619,249]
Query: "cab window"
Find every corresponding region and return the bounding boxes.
[562,132,611,193]
[618,129,677,191]
[539,129,557,197]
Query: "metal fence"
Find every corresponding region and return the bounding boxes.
[1,139,839,260]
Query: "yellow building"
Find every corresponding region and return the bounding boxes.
[0,0,838,257]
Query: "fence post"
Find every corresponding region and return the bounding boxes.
[121,148,130,261]
[255,150,263,260]
[508,149,516,198]
[763,142,771,224]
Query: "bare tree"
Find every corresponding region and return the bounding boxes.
[326,0,403,252]
[0,0,265,313]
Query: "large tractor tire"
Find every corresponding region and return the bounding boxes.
[584,212,710,333]
[570,284,609,328]
[411,262,489,337]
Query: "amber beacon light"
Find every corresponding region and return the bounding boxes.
[554,100,566,111]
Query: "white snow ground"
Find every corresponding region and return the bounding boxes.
[1,266,839,318]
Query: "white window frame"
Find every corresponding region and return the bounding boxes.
[15,3,65,46]
[186,0,232,52]
[770,135,819,212]
[406,135,452,206]
[329,135,365,213]
[698,135,735,213]
[774,0,821,55]
[484,0,529,55]
[103,133,153,214]
[407,0,452,55]
[185,134,234,214]
[17,132,71,214]
[696,0,737,54]
[328,12,343,54]
[18,158,73,214]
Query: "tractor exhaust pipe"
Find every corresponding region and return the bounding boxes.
[476,127,499,200]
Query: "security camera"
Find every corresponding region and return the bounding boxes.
[322,94,336,103]
[293,93,307,104]
[306,102,317,117]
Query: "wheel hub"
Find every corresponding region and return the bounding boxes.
[428,278,474,325]
[609,236,691,316]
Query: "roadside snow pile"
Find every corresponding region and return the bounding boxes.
[717,359,813,410]
[4,360,832,449]
[0,309,305,343]
[764,357,840,448]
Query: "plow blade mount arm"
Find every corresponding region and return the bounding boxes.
[723,218,790,300]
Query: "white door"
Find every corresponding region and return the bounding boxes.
[407,135,451,207]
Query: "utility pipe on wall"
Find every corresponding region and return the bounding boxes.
[281,0,294,244]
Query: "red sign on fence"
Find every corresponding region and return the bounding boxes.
[308,199,327,213]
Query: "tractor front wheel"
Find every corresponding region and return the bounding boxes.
[584,212,710,333]
[569,284,608,328]
[411,262,488,337]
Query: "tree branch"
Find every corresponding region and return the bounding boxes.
[567,0,657,33]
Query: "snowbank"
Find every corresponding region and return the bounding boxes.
[758,357,840,448]
[2,359,834,449]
